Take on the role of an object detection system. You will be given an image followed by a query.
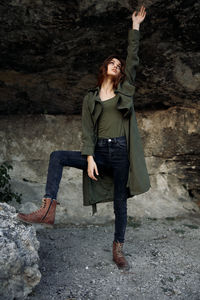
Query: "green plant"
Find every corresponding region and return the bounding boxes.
[0,162,22,203]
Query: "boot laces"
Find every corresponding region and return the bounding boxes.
[29,198,47,216]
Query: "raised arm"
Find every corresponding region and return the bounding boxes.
[125,6,146,84]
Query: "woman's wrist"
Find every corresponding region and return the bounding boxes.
[87,155,94,162]
[132,23,140,30]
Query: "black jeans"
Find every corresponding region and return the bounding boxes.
[44,136,130,243]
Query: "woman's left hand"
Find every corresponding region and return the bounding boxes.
[132,5,146,28]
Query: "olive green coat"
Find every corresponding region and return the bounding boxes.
[81,29,151,210]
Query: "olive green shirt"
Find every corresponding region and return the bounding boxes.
[97,95,125,138]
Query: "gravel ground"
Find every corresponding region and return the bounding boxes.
[27,214,200,300]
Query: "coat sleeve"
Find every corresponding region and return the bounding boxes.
[81,94,96,156]
[125,29,140,85]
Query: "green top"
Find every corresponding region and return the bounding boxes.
[97,95,125,138]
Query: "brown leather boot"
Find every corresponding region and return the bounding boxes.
[17,198,59,225]
[113,241,130,270]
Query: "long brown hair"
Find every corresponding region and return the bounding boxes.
[96,55,126,90]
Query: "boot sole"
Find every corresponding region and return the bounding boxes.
[17,215,54,227]
[113,259,130,271]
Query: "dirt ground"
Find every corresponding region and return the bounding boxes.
[27,214,200,300]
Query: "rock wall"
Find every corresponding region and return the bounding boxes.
[0,0,199,222]
[0,0,199,114]
[0,110,199,223]
[0,202,41,300]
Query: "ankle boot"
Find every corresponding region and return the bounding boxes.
[113,241,129,270]
[17,198,59,225]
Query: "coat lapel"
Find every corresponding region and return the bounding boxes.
[116,94,133,118]
[87,82,134,121]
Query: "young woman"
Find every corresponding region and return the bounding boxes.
[18,6,150,270]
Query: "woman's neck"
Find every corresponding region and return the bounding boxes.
[99,77,116,101]
[100,77,114,94]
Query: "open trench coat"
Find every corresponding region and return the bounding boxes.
[81,29,151,212]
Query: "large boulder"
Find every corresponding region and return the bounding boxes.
[0,202,41,300]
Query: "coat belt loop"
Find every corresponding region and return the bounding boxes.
[92,204,97,215]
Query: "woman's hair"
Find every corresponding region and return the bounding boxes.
[96,55,126,89]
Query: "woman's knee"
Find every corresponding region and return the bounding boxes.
[50,150,63,162]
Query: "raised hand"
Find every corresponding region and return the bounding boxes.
[132,5,146,30]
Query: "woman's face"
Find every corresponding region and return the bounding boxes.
[107,58,121,77]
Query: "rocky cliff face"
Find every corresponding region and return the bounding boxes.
[0,0,199,218]
[0,0,199,114]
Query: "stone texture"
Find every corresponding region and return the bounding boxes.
[0,202,41,300]
[0,0,199,114]
[0,0,199,222]
[140,106,200,198]
[0,110,199,223]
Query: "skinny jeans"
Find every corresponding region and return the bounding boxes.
[44,136,130,243]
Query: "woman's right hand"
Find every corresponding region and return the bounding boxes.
[87,156,99,181]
